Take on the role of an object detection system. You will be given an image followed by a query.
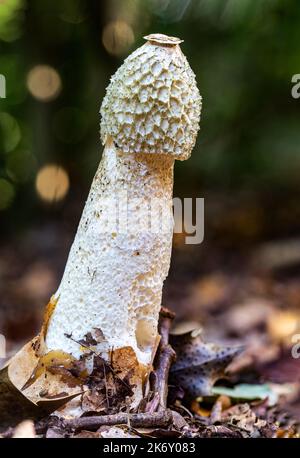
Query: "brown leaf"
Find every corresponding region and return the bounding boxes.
[110,346,140,375]
[135,428,181,438]
[171,410,189,430]
[22,349,77,390]
[99,426,140,438]
[110,346,147,407]
[67,328,106,349]
[47,365,83,388]
[39,296,58,350]
[78,332,98,347]
[81,388,107,413]
[73,430,102,438]
[93,328,106,343]
[0,337,82,429]
[221,403,267,437]
[169,329,243,398]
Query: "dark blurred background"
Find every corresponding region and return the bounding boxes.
[1,0,300,362]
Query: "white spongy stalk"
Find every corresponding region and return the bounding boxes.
[46,141,175,366]
[46,33,201,370]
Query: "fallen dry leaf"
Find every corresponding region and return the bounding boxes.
[73,430,102,438]
[221,403,267,437]
[99,426,140,438]
[169,329,242,399]
[212,383,299,406]
[0,337,83,429]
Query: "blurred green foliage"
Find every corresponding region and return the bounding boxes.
[0,0,300,230]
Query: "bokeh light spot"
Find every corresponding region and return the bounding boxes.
[0,112,21,153]
[0,178,15,210]
[0,0,24,42]
[27,65,62,102]
[102,21,135,56]
[35,164,69,203]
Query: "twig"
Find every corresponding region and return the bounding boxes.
[103,361,110,410]
[159,307,175,347]
[62,410,173,432]
[144,391,160,414]
[150,307,176,411]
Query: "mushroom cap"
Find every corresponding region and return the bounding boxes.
[100,34,202,160]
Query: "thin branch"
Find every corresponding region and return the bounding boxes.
[149,307,176,411]
[62,410,173,432]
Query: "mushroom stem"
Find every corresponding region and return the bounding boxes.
[46,140,175,367]
[42,33,201,406]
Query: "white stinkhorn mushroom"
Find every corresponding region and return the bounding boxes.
[44,34,201,387]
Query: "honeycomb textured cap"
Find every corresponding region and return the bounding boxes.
[100,34,202,160]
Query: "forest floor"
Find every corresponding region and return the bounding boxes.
[1,207,300,438]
